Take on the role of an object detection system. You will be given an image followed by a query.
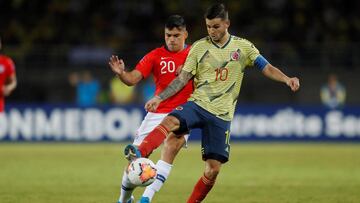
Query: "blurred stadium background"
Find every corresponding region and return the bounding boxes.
[1,0,360,104]
[1,0,359,203]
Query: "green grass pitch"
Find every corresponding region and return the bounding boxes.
[0,142,359,203]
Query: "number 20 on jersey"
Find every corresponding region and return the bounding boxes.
[160,60,176,74]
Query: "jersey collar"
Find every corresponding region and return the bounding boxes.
[164,44,188,52]
[210,35,232,49]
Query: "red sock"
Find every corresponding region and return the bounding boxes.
[138,124,169,157]
[187,174,215,203]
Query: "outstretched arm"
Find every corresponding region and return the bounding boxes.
[108,55,143,86]
[262,64,300,92]
[145,70,193,112]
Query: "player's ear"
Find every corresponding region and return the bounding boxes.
[184,30,188,39]
[225,19,230,28]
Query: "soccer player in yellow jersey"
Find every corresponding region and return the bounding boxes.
[129,3,300,203]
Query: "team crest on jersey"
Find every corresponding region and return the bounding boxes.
[230,49,241,61]
[175,106,183,111]
[0,65,4,73]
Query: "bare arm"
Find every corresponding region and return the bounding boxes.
[108,55,143,86]
[117,69,143,86]
[145,70,193,112]
[158,70,193,100]
[262,64,300,92]
[3,73,17,96]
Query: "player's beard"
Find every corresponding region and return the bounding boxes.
[168,43,180,52]
[211,31,226,43]
[168,44,175,50]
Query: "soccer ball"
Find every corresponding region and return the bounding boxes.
[127,158,157,186]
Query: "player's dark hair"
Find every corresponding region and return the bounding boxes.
[204,3,228,20]
[165,15,186,30]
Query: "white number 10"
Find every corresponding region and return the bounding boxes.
[160,60,176,74]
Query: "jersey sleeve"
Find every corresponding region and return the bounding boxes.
[135,50,156,78]
[243,39,261,67]
[6,57,15,76]
[182,44,199,75]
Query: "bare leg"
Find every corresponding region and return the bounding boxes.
[187,159,222,203]
[161,133,186,164]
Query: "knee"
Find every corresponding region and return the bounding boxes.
[161,116,180,130]
[204,163,221,180]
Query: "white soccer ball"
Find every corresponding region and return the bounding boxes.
[127,158,157,187]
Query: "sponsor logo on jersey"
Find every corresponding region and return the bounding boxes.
[175,106,183,110]
[160,57,171,60]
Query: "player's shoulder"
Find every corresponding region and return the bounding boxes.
[231,35,258,52]
[231,35,254,45]
[0,54,11,60]
[189,37,212,51]
[0,54,14,65]
[149,46,165,54]
[143,46,166,59]
[192,36,211,46]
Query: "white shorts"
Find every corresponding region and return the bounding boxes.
[133,112,189,147]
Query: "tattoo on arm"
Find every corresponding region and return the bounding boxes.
[158,71,193,100]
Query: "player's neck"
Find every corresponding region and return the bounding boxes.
[213,33,230,47]
[165,44,186,53]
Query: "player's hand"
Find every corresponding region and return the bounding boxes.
[286,77,300,92]
[109,55,125,75]
[145,96,162,112]
[3,86,12,96]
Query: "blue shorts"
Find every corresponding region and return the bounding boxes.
[169,101,231,163]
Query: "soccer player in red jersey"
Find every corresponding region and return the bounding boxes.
[0,37,17,113]
[109,15,193,203]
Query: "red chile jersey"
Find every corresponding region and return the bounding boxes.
[135,45,193,113]
[0,55,15,112]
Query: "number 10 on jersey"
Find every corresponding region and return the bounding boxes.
[215,67,228,81]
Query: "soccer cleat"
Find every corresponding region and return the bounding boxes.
[137,196,150,203]
[117,195,135,203]
[124,144,142,161]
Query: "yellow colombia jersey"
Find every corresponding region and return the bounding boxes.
[182,35,261,121]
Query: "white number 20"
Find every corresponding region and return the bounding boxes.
[160,60,176,74]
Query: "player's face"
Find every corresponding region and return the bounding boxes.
[164,27,188,52]
[206,18,230,43]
